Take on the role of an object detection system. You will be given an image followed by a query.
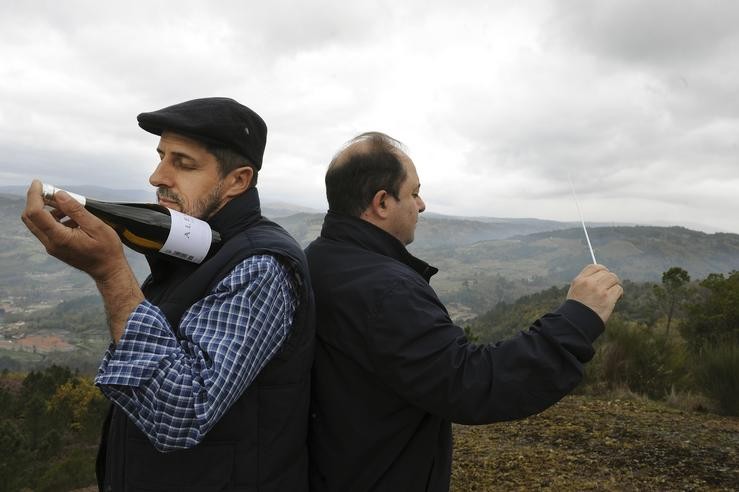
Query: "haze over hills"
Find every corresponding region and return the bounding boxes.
[3,190,738,311]
[2,188,738,370]
[3,190,739,297]
[0,185,696,232]
[0,185,157,203]
[0,185,322,219]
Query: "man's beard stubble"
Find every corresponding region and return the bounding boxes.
[157,183,225,220]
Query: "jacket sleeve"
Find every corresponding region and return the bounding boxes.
[366,275,604,424]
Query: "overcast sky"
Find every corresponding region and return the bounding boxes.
[1,1,737,233]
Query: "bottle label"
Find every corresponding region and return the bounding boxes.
[160,210,213,264]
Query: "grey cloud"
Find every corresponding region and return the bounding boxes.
[548,1,739,122]
[436,2,739,216]
[0,135,151,190]
[0,2,736,234]
[549,1,739,64]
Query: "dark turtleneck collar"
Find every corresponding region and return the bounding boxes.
[320,210,438,282]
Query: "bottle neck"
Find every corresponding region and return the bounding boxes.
[41,183,87,207]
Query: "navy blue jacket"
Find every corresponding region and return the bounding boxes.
[306,211,604,492]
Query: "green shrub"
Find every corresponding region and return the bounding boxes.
[0,420,30,492]
[681,271,739,353]
[34,447,97,492]
[694,343,739,416]
[585,316,688,399]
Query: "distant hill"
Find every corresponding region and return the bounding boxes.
[2,188,738,336]
[411,224,739,318]
[415,224,739,284]
[3,189,739,371]
[269,213,585,248]
[514,226,739,282]
[0,185,321,219]
[3,191,739,309]
[0,185,155,203]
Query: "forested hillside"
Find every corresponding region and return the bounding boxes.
[468,269,739,415]
[0,366,107,491]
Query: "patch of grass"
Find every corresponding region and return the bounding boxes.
[664,387,717,414]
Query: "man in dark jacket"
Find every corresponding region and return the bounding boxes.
[22,98,314,491]
[306,132,623,492]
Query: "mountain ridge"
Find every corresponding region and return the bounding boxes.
[2,191,738,322]
[2,190,738,370]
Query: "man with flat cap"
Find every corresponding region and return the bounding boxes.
[22,97,314,491]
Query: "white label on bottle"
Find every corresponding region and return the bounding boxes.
[160,209,213,264]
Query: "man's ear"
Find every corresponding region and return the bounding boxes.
[222,166,254,199]
[372,190,391,218]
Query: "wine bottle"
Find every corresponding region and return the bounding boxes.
[41,183,221,264]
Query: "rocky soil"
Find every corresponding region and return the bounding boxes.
[451,395,739,491]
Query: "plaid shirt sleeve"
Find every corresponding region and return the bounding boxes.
[95,254,298,452]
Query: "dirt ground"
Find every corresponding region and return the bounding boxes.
[451,395,739,491]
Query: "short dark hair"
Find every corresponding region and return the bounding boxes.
[206,143,259,187]
[325,132,407,216]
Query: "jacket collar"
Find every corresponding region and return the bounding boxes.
[207,187,263,242]
[319,210,438,282]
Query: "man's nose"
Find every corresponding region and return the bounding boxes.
[417,196,426,213]
[149,161,172,188]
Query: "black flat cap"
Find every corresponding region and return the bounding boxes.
[137,97,267,170]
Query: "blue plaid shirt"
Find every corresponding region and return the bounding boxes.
[95,254,298,451]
